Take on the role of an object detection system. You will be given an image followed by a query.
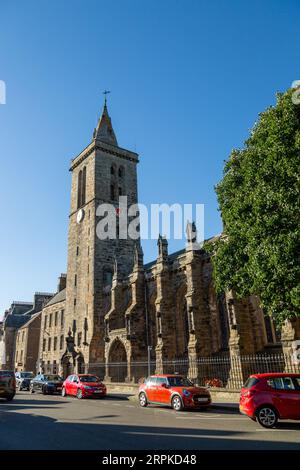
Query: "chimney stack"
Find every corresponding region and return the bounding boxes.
[58,274,67,292]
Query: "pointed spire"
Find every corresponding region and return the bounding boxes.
[112,256,122,283]
[186,220,201,252]
[186,221,197,244]
[93,98,118,145]
[133,243,144,271]
[157,234,168,262]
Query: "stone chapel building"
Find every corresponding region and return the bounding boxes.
[35,99,284,383]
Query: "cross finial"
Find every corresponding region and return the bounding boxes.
[103,90,111,105]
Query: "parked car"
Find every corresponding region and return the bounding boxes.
[30,373,64,395]
[240,373,300,428]
[15,371,34,391]
[138,374,212,411]
[62,374,107,399]
[0,370,16,401]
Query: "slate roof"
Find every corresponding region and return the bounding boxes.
[18,311,42,330]
[9,302,33,316]
[24,293,54,316]
[44,288,66,307]
[3,292,55,330]
[4,313,31,329]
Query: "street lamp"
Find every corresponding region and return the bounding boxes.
[147,346,152,377]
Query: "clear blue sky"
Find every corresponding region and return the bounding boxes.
[0,0,299,315]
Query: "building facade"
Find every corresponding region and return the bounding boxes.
[35,100,283,383]
[1,293,53,370]
[3,100,298,384]
[15,312,42,373]
[38,276,66,375]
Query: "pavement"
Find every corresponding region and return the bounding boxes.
[0,391,300,450]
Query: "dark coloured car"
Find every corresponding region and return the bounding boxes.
[30,373,64,395]
[240,373,300,428]
[0,370,16,401]
[15,371,34,391]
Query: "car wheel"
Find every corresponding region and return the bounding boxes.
[61,387,66,397]
[6,395,15,401]
[139,392,148,407]
[171,395,183,411]
[30,385,35,394]
[42,386,47,395]
[256,406,278,428]
[76,389,83,399]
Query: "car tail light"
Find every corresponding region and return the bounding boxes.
[243,390,254,398]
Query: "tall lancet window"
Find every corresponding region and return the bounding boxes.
[77,166,87,208]
[77,170,82,209]
[82,166,86,205]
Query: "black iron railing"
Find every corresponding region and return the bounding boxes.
[43,352,300,390]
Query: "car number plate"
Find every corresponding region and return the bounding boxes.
[94,390,102,393]
[57,387,62,390]
[197,397,208,402]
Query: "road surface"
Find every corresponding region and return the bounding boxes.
[0,391,300,450]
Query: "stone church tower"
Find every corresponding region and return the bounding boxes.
[65,99,140,373]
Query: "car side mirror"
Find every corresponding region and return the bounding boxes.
[161,383,168,388]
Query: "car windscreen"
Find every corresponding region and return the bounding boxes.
[79,376,100,383]
[243,377,259,388]
[20,372,34,378]
[167,377,194,387]
[44,375,62,381]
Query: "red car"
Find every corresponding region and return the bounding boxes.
[62,374,107,399]
[138,374,211,411]
[240,373,300,428]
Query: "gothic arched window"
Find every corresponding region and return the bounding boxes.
[82,166,86,205]
[77,166,87,208]
[77,170,82,209]
[118,166,124,179]
[103,268,113,287]
[110,184,115,200]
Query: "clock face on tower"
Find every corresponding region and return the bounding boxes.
[76,208,85,224]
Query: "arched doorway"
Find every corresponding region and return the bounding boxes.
[108,338,127,382]
[77,355,85,374]
[61,355,73,379]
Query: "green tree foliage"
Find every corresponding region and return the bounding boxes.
[208,89,300,324]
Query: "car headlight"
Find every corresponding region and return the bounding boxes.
[182,389,191,397]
